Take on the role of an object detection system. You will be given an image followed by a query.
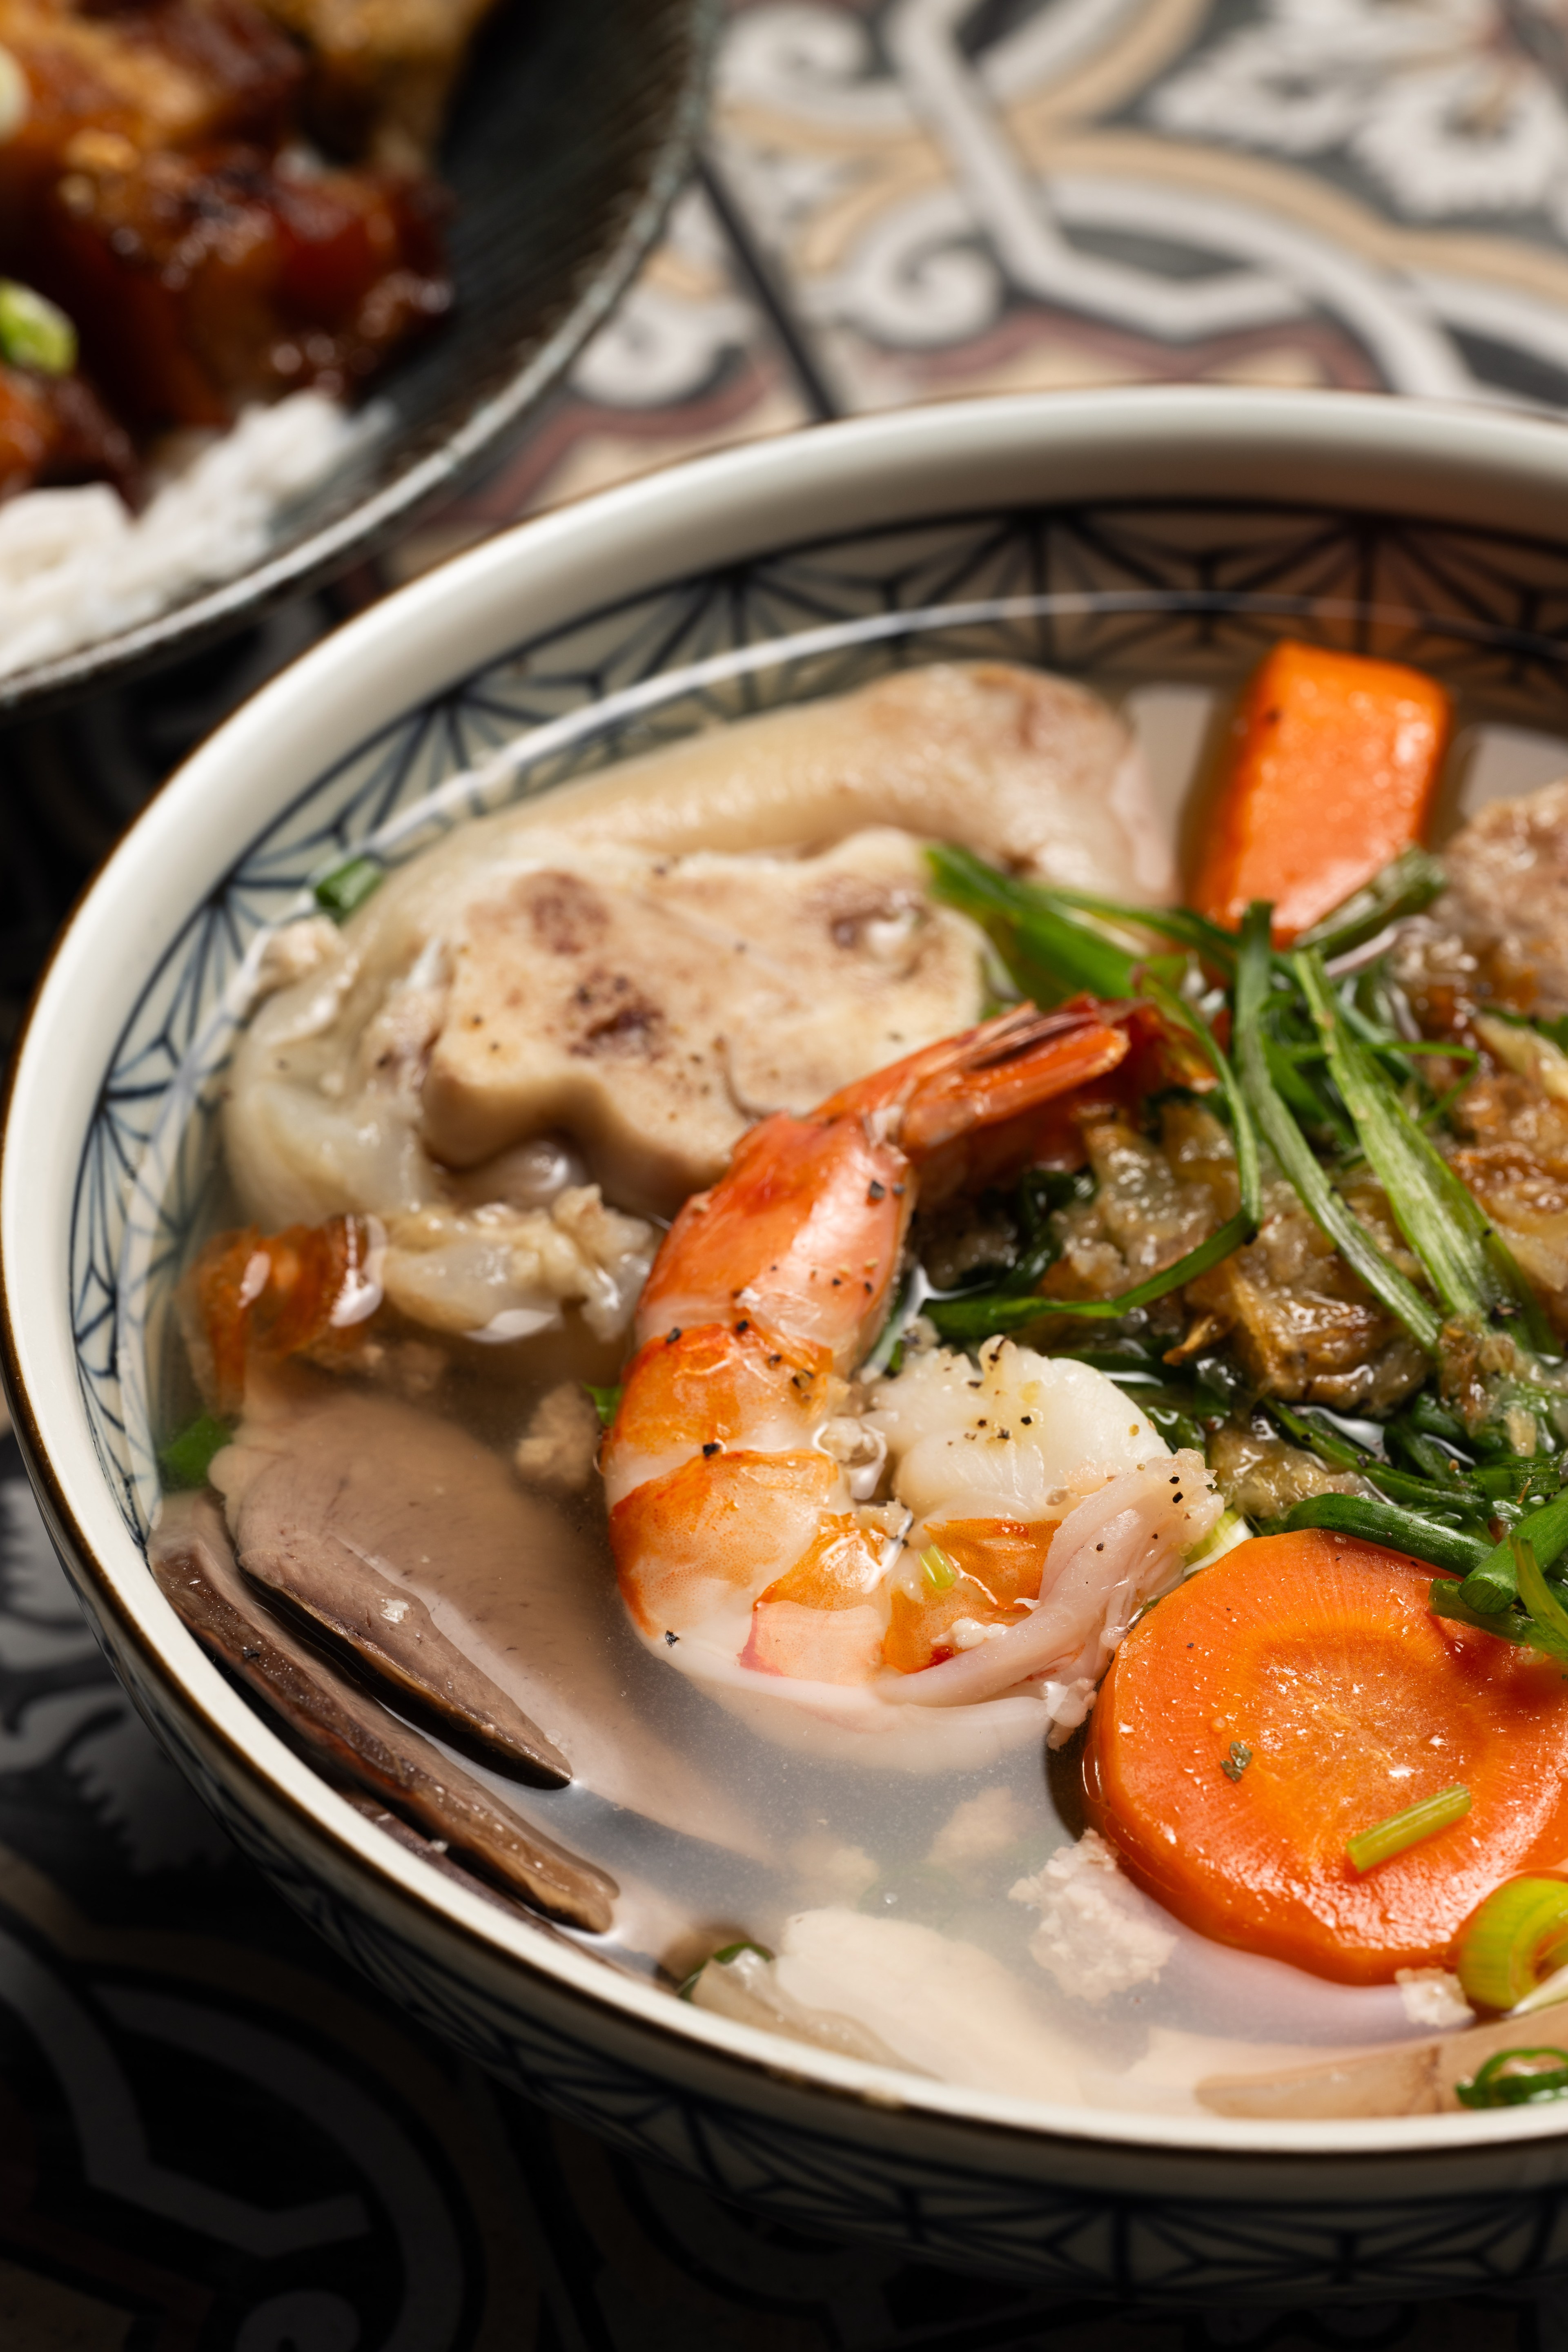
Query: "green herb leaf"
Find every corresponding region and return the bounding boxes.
[1235,907,1443,1354]
[924,1209,1251,1341]
[1220,1740,1252,1783]
[926,845,1139,1001]
[158,1412,234,1491]
[1346,1782,1470,1874]
[1278,1492,1490,1575]
[314,855,384,921]
[1295,950,1551,1351]
[1295,846,1448,960]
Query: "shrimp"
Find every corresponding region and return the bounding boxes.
[602,1003,1226,1763]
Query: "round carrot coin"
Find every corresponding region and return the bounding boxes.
[1084,1529,1568,1983]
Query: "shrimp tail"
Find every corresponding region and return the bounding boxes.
[192,1215,384,1412]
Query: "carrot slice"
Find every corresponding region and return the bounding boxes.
[1085,1529,1568,1984]
[1191,642,1450,943]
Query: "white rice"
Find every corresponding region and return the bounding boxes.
[0,390,372,680]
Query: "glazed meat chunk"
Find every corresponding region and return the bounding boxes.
[0,0,449,426]
[256,0,503,163]
[0,357,132,495]
[36,138,446,421]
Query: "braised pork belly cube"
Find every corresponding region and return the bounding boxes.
[33,139,448,422]
[0,355,133,495]
[256,0,504,164]
[0,0,303,213]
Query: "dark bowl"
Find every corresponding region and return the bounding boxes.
[0,0,718,721]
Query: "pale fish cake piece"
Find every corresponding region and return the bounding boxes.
[421,827,986,1215]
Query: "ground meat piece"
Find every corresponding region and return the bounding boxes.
[1449,1071,1568,1336]
[37,141,449,425]
[1207,1422,1367,1520]
[1185,1177,1427,1414]
[1079,1115,1218,1277]
[514,1383,601,1493]
[256,0,504,165]
[1417,778,1568,1019]
[1160,1098,1242,1222]
[911,1193,1018,1293]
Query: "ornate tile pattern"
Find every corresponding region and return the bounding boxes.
[408,0,1568,549]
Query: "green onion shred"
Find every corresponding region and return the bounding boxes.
[1345,1784,1470,1875]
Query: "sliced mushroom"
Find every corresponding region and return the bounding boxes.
[207,1373,762,1855]
[335,1791,592,1946]
[210,1384,570,1784]
[149,1491,617,1933]
[1198,2003,1568,2120]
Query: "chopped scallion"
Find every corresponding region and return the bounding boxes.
[925,845,1139,1001]
[0,280,76,375]
[1454,1876,1568,2013]
[314,855,384,921]
[1512,1537,1568,1648]
[924,1210,1251,1340]
[1035,884,1239,972]
[1235,908,1443,1355]
[1346,1783,1470,1875]
[1295,846,1448,960]
[1459,1495,1568,1617]
[1296,950,1550,1351]
[678,1938,774,2000]
[1139,971,1261,1231]
[920,1543,958,1592]
[584,1384,622,1431]
[1456,2048,1568,2108]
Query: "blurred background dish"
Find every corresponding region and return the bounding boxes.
[0,0,717,716]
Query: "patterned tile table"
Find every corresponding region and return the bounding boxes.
[12,2,1568,2343]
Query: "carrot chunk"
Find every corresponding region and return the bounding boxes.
[1085,1530,1568,1984]
[1192,642,1450,943]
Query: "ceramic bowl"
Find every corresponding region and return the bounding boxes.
[0,0,716,718]
[15,387,1568,2299]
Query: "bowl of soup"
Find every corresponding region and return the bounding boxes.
[16,386,1568,2297]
